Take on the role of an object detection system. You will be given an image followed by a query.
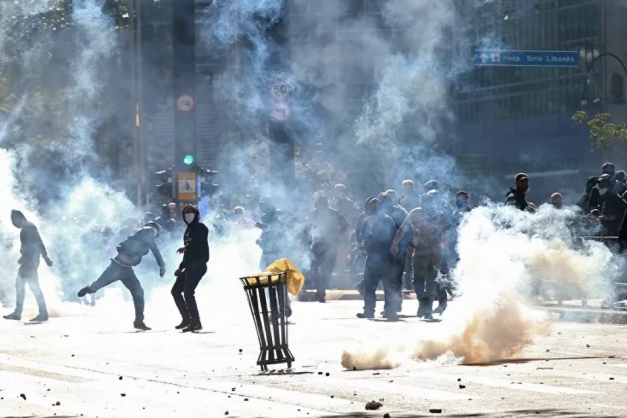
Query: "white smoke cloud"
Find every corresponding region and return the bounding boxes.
[341,203,616,369]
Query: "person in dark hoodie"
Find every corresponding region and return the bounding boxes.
[505,173,536,212]
[77,222,165,330]
[3,210,52,322]
[172,205,210,332]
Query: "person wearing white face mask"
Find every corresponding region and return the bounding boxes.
[77,222,166,331]
[172,205,210,332]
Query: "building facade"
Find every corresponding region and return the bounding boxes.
[451,0,627,191]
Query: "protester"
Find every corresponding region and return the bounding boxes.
[3,210,52,323]
[172,205,210,332]
[77,222,166,330]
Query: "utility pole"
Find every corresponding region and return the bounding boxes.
[129,0,146,208]
[172,0,198,206]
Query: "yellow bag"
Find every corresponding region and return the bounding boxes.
[252,258,305,296]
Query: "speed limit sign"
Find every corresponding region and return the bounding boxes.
[177,94,195,112]
[270,81,290,101]
[271,102,291,122]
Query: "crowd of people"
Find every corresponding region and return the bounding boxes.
[3,161,627,329]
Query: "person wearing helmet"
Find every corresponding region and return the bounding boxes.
[172,205,210,332]
[77,222,166,330]
[3,210,53,323]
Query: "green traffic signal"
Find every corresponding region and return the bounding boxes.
[183,155,195,165]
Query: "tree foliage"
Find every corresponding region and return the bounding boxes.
[572,111,627,146]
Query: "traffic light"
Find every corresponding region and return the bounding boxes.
[155,166,175,198]
[183,154,195,166]
[195,166,219,196]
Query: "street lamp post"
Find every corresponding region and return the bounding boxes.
[581,52,627,108]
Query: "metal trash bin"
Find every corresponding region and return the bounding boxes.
[240,272,295,371]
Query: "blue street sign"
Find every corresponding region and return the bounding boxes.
[474,50,579,67]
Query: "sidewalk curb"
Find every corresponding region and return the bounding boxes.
[297,290,627,324]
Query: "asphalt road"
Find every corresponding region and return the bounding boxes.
[2,294,627,418]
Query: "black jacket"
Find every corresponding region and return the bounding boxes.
[505,188,528,211]
[117,227,165,268]
[179,207,210,269]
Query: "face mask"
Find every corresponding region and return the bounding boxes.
[185,213,196,223]
[517,185,529,193]
[456,200,468,209]
[552,202,563,209]
[599,187,608,196]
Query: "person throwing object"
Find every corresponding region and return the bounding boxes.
[77,222,166,330]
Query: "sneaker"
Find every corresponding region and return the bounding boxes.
[424,313,434,320]
[183,322,202,333]
[286,307,293,318]
[77,286,90,298]
[30,314,48,322]
[175,319,191,330]
[3,312,21,321]
[133,321,151,331]
[433,305,446,315]
[385,312,399,321]
[356,312,374,319]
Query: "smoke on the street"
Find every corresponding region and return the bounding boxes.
[341,204,617,369]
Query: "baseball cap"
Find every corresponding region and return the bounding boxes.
[598,173,613,183]
[515,173,529,182]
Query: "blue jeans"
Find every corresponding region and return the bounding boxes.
[14,265,47,316]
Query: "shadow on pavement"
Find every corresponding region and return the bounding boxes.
[2,416,81,418]
[287,410,620,418]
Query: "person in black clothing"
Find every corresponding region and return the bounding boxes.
[155,204,177,235]
[505,173,536,212]
[172,205,210,332]
[615,170,626,195]
[597,174,627,236]
[77,222,166,330]
[3,210,52,322]
[577,177,598,213]
[378,192,408,315]
[307,195,350,302]
[357,198,397,320]
[256,198,285,269]
[588,163,616,211]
